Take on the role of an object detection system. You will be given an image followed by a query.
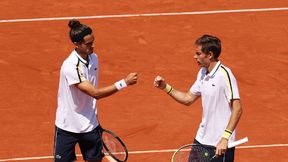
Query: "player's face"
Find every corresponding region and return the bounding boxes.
[77,34,95,55]
[194,45,210,68]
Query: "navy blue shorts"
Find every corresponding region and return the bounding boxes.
[193,139,235,162]
[53,126,104,162]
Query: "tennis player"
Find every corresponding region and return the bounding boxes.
[154,34,243,162]
[53,19,138,162]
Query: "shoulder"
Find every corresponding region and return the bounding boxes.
[61,52,79,71]
[220,64,231,71]
[219,64,233,76]
[66,51,80,64]
[217,64,238,83]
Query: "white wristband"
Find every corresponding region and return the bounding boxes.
[114,79,127,90]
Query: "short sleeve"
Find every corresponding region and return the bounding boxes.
[223,68,240,101]
[62,61,86,86]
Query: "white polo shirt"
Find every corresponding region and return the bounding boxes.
[190,61,240,146]
[55,50,99,133]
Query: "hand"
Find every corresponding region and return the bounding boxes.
[215,138,228,157]
[125,72,138,86]
[154,75,166,89]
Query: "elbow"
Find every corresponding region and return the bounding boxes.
[91,92,102,100]
[182,93,196,106]
[93,93,105,100]
[235,105,243,119]
[238,107,243,117]
[94,96,101,100]
[232,99,243,118]
[183,100,193,106]
[182,97,195,106]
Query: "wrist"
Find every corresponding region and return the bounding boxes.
[114,79,127,90]
[222,129,233,140]
[164,84,173,94]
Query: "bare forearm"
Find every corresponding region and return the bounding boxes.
[226,99,243,132]
[154,76,198,106]
[76,81,119,100]
[91,84,119,99]
[169,88,198,106]
[76,73,137,100]
[216,100,243,156]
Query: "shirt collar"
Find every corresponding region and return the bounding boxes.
[207,61,221,77]
[73,50,89,65]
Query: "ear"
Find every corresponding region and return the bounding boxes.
[208,51,214,60]
[73,42,80,48]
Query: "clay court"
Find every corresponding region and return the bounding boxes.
[0,0,288,161]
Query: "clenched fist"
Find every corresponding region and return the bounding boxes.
[154,75,166,89]
[125,72,138,86]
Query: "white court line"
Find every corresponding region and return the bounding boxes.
[104,155,117,162]
[0,7,287,23]
[0,144,287,161]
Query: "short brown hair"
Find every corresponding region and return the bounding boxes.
[195,34,221,59]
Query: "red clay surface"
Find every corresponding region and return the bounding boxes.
[0,0,288,161]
